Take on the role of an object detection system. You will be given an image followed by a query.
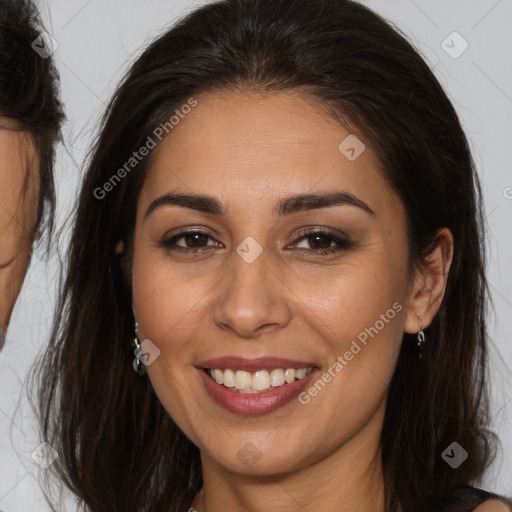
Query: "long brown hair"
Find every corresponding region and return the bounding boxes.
[33,0,498,510]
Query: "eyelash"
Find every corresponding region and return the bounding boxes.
[159,229,353,256]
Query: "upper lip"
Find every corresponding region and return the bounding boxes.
[196,356,317,372]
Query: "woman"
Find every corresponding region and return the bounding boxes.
[34,0,511,510]
[0,0,63,348]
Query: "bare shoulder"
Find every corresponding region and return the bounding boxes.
[473,499,511,512]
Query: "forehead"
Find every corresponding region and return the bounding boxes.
[139,90,400,218]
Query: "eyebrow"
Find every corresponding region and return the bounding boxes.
[144,190,375,220]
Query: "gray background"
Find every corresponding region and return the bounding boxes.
[0,0,511,509]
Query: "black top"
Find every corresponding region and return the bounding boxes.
[434,485,512,511]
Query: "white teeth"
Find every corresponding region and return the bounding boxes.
[206,366,313,393]
[284,368,296,383]
[252,370,270,391]
[214,369,224,385]
[223,369,236,388]
[295,368,307,379]
[234,370,252,390]
[270,369,285,387]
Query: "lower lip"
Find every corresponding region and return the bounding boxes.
[197,368,319,415]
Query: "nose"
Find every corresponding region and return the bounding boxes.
[212,245,293,339]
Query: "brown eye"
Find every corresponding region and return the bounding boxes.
[300,233,333,250]
[293,230,353,255]
[178,232,210,248]
[160,230,220,253]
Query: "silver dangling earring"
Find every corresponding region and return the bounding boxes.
[417,315,426,360]
[132,322,147,376]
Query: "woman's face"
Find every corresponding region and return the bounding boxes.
[0,124,39,348]
[132,90,421,476]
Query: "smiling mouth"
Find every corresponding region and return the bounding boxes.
[204,367,315,394]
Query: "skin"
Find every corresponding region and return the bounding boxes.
[131,89,455,511]
[0,121,39,348]
[474,502,511,512]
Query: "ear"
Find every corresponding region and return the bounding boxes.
[404,227,454,334]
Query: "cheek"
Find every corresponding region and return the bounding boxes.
[131,241,218,406]
[286,266,406,451]
[131,252,208,432]
[289,252,407,416]
[288,253,407,349]
[132,255,204,352]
